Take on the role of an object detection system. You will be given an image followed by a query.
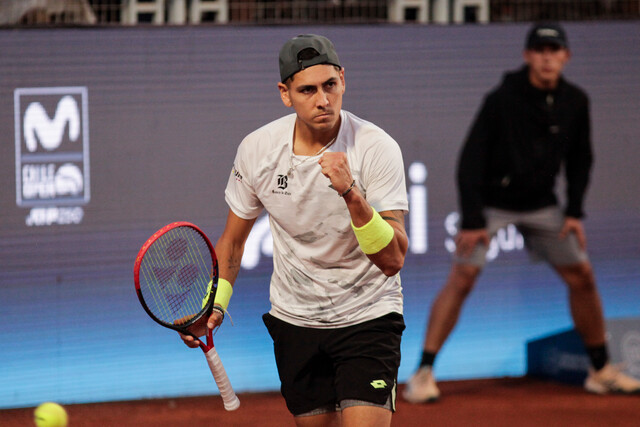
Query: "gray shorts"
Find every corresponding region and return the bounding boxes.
[455,206,589,268]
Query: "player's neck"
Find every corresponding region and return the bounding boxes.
[292,123,339,156]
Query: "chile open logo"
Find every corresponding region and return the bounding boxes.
[14,87,90,226]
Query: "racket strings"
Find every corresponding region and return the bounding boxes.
[139,227,213,325]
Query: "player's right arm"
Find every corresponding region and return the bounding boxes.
[457,94,497,231]
[181,209,256,348]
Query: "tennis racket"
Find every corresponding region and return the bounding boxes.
[134,221,240,411]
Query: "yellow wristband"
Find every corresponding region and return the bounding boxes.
[351,207,394,255]
[213,278,233,311]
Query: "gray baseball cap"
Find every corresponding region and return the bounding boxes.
[525,23,568,49]
[279,34,341,83]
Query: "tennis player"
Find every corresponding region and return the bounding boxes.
[182,34,409,426]
[403,22,640,403]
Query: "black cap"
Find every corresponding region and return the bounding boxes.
[525,23,568,49]
[279,34,341,83]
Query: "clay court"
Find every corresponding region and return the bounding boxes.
[4,377,639,426]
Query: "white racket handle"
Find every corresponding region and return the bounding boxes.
[204,346,240,411]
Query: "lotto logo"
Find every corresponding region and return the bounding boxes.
[14,87,90,208]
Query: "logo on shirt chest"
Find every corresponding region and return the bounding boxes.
[277,174,288,190]
[271,174,291,196]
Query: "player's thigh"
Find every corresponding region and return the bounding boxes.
[342,405,392,427]
[294,411,341,427]
[518,207,588,265]
[331,313,405,409]
[453,208,514,267]
[263,313,337,416]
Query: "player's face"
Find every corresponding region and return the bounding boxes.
[278,64,345,133]
[524,45,570,90]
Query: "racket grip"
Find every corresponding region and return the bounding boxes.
[205,347,240,411]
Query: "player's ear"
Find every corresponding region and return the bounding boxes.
[278,82,292,107]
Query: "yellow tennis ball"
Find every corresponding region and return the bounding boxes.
[34,402,68,427]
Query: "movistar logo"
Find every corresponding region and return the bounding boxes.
[370,379,387,389]
[23,95,80,152]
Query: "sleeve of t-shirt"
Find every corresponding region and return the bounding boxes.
[224,136,264,220]
[359,128,408,214]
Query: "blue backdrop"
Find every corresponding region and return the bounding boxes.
[1,22,639,409]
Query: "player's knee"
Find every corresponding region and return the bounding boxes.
[449,264,481,295]
[560,262,596,292]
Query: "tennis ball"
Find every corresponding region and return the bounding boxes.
[34,402,68,427]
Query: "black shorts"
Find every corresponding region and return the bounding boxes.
[263,312,405,416]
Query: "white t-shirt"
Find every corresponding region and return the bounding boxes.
[225,110,408,328]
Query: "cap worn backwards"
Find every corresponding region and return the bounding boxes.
[525,23,568,49]
[279,34,342,83]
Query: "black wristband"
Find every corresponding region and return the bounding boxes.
[341,180,356,197]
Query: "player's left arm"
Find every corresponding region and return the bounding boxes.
[319,152,408,276]
[564,94,593,220]
[562,96,592,252]
[366,208,408,275]
[180,210,256,348]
